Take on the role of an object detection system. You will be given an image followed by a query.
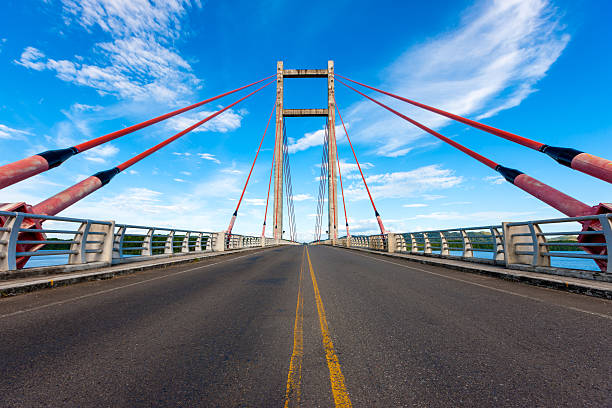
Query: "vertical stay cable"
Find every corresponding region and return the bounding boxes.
[227,102,276,235]
[334,124,350,239]
[289,129,297,241]
[335,104,386,235]
[262,134,276,239]
[282,122,297,241]
[328,121,338,241]
[314,128,329,241]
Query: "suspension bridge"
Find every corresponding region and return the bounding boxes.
[0,61,610,407]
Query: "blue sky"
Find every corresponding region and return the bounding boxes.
[0,0,610,242]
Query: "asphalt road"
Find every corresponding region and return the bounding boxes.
[0,245,610,407]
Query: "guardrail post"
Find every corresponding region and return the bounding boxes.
[528,222,550,267]
[490,227,505,262]
[71,221,115,266]
[205,233,213,251]
[461,230,473,258]
[142,228,154,256]
[195,232,203,252]
[212,232,225,252]
[423,232,432,254]
[599,214,612,273]
[98,222,115,265]
[503,222,530,266]
[0,213,23,271]
[503,222,550,267]
[395,234,405,252]
[440,231,449,256]
[410,233,418,253]
[181,232,191,253]
[164,230,175,255]
[69,221,91,265]
[386,233,396,253]
[113,225,126,260]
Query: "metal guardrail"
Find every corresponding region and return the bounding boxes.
[340,213,612,274]
[398,225,505,263]
[113,224,215,260]
[0,211,286,272]
[503,213,611,272]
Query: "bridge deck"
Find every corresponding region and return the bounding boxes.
[0,245,610,406]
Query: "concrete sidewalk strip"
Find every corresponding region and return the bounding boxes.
[336,246,612,300]
[0,246,276,297]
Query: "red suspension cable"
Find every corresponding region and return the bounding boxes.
[335,73,542,151]
[336,73,612,184]
[337,78,593,219]
[336,79,498,170]
[32,80,274,218]
[227,102,276,235]
[0,74,276,191]
[77,74,277,152]
[335,104,386,235]
[117,81,274,172]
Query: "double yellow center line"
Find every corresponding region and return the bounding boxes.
[284,246,352,407]
[284,247,305,407]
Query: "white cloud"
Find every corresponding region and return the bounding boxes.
[84,156,106,163]
[198,153,221,164]
[83,143,119,163]
[60,0,197,38]
[422,194,446,201]
[221,165,242,175]
[0,124,32,140]
[293,194,313,202]
[288,124,346,153]
[407,210,535,223]
[403,203,428,208]
[345,0,570,157]
[338,159,374,178]
[345,164,463,201]
[180,171,192,176]
[15,1,203,103]
[441,201,472,206]
[72,103,103,112]
[484,175,506,185]
[14,47,46,70]
[173,178,186,183]
[165,109,245,134]
[245,198,266,206]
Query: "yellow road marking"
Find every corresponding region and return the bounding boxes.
[284,247,306,407]
[306,247,352,407]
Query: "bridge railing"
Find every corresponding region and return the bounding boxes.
[113,224,215,262]
[503,213,611,273]
[0,210,115,272]
[397,226,505,264]
[0,211,284,272]
[338,213,612,275]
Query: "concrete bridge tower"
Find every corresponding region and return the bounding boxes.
[273,60,338,243]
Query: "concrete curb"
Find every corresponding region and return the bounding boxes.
[0,246,280,298]
[332,246,612,300]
